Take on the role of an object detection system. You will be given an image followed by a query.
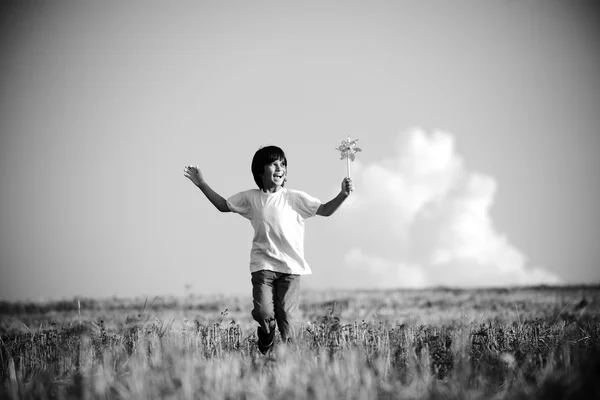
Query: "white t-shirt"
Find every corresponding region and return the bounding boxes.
[226,188,322,275]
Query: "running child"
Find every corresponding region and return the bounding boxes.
[184,145,353,354]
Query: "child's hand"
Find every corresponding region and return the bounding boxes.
[342,177,354,196]
[184,165,204,187]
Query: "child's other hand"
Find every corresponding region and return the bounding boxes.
[342,177,354,196]
[184,165,204,187]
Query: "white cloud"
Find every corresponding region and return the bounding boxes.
[343,128,561,288]
[345,248,428,288]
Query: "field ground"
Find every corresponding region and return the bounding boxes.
[1,285,599,399]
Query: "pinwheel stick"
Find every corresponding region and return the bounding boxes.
[346,157,351,179]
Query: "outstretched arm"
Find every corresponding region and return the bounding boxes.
[184,165,230,213]
[316,177,353,217]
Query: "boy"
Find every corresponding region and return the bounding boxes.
[184,145,352,354]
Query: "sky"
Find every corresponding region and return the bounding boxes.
[1,0,599,301]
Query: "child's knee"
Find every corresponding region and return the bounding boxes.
[276,300,298,315]
[252,305,274,324]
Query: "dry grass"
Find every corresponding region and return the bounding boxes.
[1,285,599,399]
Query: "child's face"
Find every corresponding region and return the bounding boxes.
[261,159,286,190]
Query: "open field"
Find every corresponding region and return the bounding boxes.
[1,285,599,399]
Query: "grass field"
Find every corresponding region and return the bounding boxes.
[1,285,599,399]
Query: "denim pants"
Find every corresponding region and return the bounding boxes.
[251,270,301,341]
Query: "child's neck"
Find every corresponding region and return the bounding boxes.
[262,186,283,194]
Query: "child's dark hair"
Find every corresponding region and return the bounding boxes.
[251,146,287,189]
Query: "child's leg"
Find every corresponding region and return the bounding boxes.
[251,270,277,335]
[273,274,301,341]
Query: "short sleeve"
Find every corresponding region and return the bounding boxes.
[292,190,322,219]
[227,191,252,219]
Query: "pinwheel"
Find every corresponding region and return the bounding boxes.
[335,136,362,178]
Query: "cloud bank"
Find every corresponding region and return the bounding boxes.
[343,128,561,288]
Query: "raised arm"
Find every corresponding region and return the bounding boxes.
[316,177,353,217]
[184,165,230,213]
